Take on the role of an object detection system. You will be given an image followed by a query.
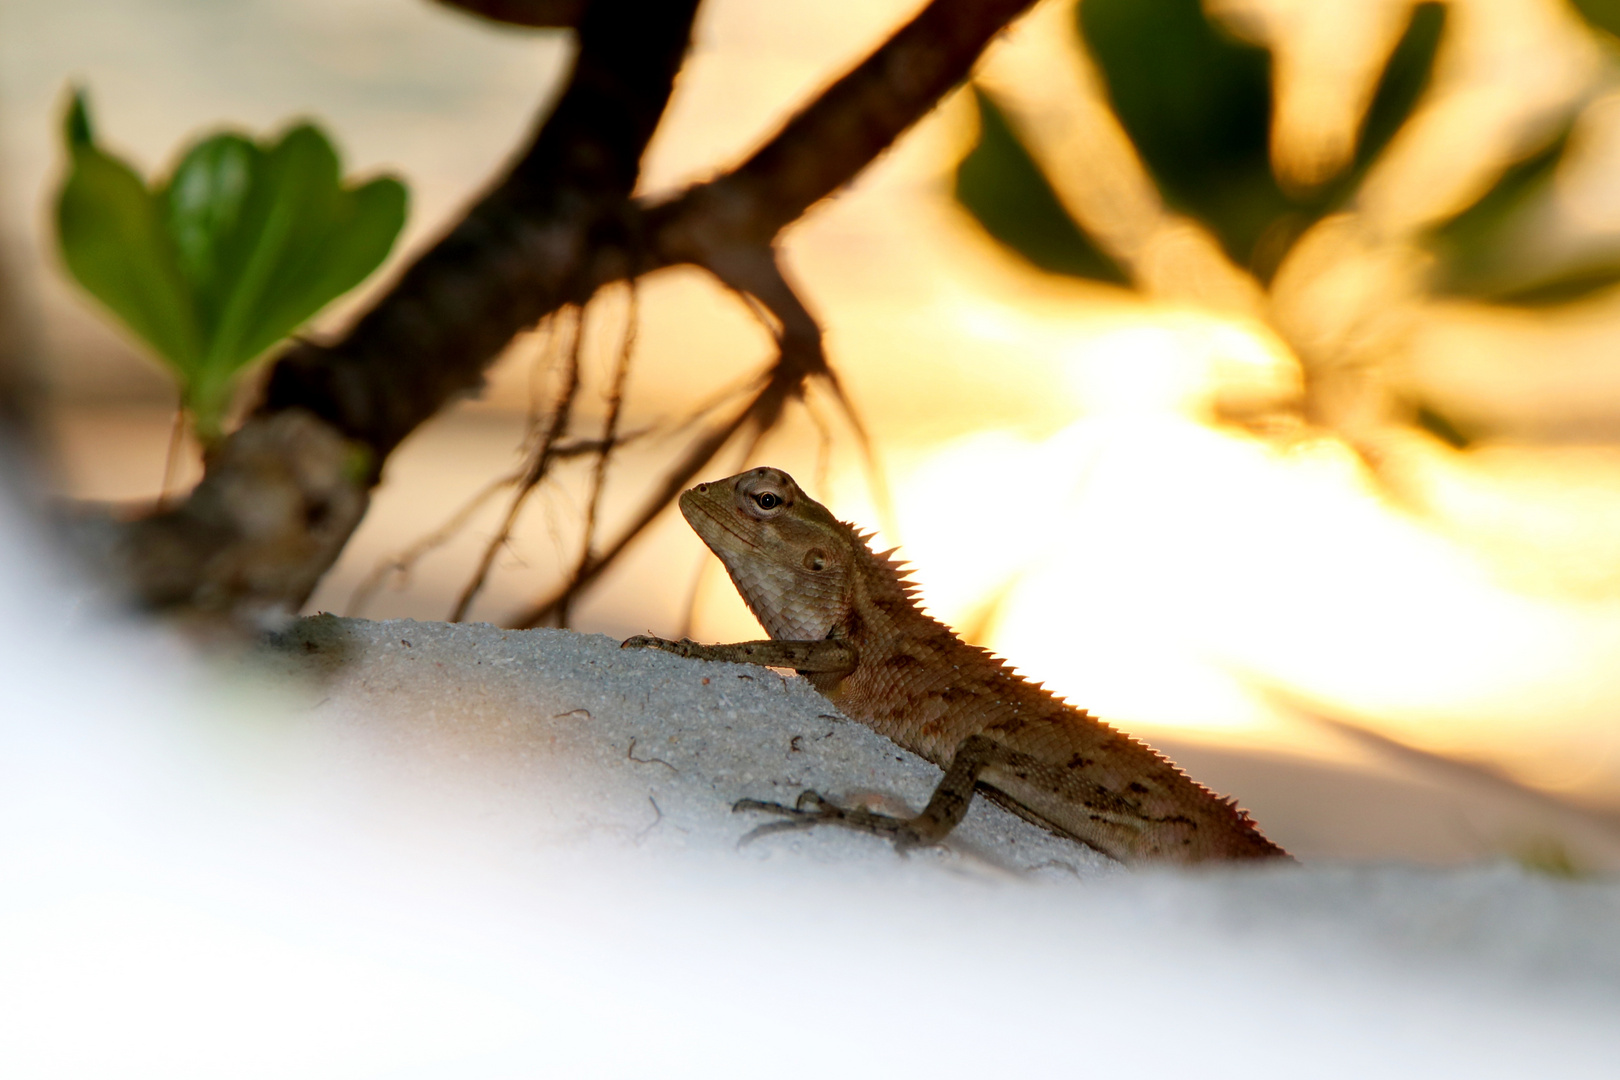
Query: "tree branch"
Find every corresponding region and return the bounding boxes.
[645,0,1038,261]
[430,0,587,29]
[261,0,701,461]
[103,0,1039,618]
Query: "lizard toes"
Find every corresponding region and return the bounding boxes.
[793,789,833,812]
[736,817,821,848]
[732,797,798,817]
[622,634,680,653]
[891,827,931,855]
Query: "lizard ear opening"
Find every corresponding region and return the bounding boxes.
[803,548,828,572]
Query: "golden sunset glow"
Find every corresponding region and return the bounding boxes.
[22,0,1620,820]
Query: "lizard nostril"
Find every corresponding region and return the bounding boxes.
[696,483,708,493]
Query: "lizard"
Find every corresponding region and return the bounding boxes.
[622,466,1288,864]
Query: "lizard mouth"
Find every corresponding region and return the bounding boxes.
[680,489,758,552]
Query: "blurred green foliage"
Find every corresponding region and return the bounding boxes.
[1413,401,1476,449]
[56,89,408,443]
[1337,3,1449,201]
[958,0,1445,284]
[954,87,1127,282]
[1080,0,1282,272]
[1569,0,1620,37]
[1426,128,1576,303]
[1513,835,1584,879]
[955,0,1620,313]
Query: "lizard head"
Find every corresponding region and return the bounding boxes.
[679,467,854,641]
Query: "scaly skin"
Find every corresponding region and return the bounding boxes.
[624,466,1288,864]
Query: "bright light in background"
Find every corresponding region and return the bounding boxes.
[771,305,1620,806]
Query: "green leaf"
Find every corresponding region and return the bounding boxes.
[57,103,202,375]
[1279,3,1444,271]
[193,124,409,379]
[1426,126,1571,300]
[200,124,347,376]
[1078,0,1446,279]
[953,86,1128,284]
[1426,119,1620,306]
[223,128,406,367]
[1489,265,1620,306]
[64,87,93,150]
[1569,0,1620,37]
[251,174,407,350]
[56,91,408,443]
[949,2,1445,287]
[1080,0,1284,270]
[163,133,261,298]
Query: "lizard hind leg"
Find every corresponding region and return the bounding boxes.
[731,734,1020,854]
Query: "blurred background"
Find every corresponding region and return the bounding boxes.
[8,0,1620,866]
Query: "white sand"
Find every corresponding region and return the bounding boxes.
[3,508,1620,1077]
[255,615,1111,878]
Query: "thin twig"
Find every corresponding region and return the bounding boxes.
[511,248,833,628]
[350,320,567,617]
[821,364,895,538]
[803,385,835,497]
[1278,696,1620,839]
[707,247,892,526]
[346,471,516,617]
[523,313,563,450]
[561,281,639,626]
[155,395,187,512]
[450,306,585,623]
[667,366,771,439]
[730,287,782,339]
[627,736,678,773]
[551,430,655,458]
[349,426,656,616]
[733,412,776,470]
[510,377,767,628]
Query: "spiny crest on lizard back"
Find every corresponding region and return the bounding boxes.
[861,537,923,599]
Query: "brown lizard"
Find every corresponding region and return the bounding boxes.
[623,466,1287,864]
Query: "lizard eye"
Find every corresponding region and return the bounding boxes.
[754,492,782,510]
[803,548,827,572]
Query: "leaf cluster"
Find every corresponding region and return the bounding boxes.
[56,90,408,443]
[957,0,1620,312]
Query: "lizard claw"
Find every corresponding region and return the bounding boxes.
[733,790,928,854]
[732,796,822,848]
[793,790,832,812]
[731,796,803,818]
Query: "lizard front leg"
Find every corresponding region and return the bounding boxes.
[737,734,1043,853]
[620,635,857,675]
[621,637,1033,852]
